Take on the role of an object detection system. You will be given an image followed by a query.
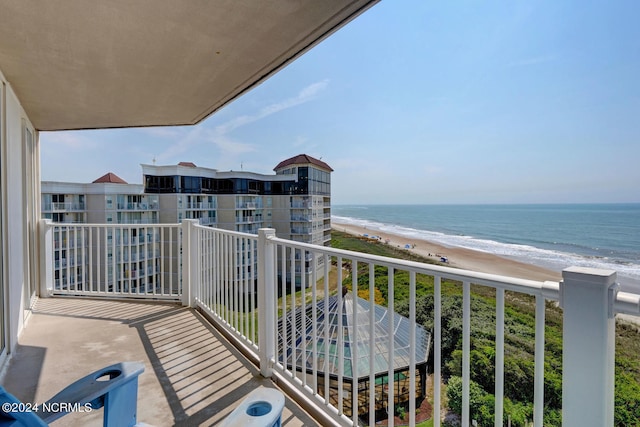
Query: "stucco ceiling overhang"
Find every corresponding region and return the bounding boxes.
[0,0,378,131]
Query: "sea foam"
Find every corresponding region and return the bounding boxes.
[331,215,640,282]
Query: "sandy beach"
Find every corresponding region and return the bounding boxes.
[332,221,562,283]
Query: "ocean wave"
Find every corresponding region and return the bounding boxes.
[331,215,640,281]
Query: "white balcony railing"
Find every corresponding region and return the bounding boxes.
[186,202,215,210]
[198,217,217,226]
[41,220,182,299]
[40,220,640,427]
[116,202,158,211]
[46,202,86,211]
[184,224,640,427]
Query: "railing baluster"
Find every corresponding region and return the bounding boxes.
[143,226,148,295]
[203,229,209,313]
[462,281,470,427]
[250,237,256,345]
[434,276,442,427]
[323,254,330,408]
[104,227,109,292]
[410,270,416,426]
[387,266,395,427]
[495,288,505,426]
[311,251,318,395]
[233,236,238,331]
[351,259,358,425]
[337,255,344,416]
[225,232,229,321]
[75,227,79,291]
[127,225,132,294]
[212,234,218,314]
[81,226,86,292]
[111,226,116,293]
[198,228,204,304]
[95,226,100,293]
[368,262,375,427]
[534,294,545,427]
[162,226,166,295]
[214,230,220,320]
[65,225,70,291]
[242,236,248,339]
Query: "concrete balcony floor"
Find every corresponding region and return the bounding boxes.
[1,297,317,426]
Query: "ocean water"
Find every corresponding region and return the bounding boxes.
[331,204,640,288]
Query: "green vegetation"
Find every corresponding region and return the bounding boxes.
[330,230,640,427]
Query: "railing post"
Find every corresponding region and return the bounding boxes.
[40,219,53,298]
[561,267,617,427]
[181,220,199,307]
[258,228,276,378]
[39,219,54,297]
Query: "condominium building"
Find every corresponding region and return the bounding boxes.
[142,154,333,246]
[42,173,162,293]
[42,154,332,292]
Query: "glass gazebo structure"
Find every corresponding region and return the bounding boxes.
[277,291,431,419]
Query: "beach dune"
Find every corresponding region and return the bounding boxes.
[332,221,562,283]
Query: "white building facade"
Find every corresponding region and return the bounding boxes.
[42,175,162,294]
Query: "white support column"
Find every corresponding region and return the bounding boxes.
[181,220,199,307]
[39,219,54,297]
[258,228,276,378]
[561,267,617,427]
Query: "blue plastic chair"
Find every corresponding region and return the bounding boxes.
[0,361,144,427]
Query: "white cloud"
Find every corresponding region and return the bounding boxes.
[153,80,329,165]
[299,80,330,99]
[215,79,330,134]
[209,133,256,155]
[155,126,204,162]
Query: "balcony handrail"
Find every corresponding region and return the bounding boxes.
[615,290,640,315]
[41,220,183,301]
[269,235,561,298]
[48,222,177,229]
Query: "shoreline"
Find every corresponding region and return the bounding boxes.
[332,221,563,283]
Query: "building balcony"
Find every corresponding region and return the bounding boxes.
[186,202,216,210]
[291,202,311,209]
[116,202,158,211]
[236,216,263,224]
[44,202,86,212]
[290,228,311,235]
[236,202,262,210]
[26,220,640,426]
[198,217,217,226]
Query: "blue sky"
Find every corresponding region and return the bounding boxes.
[41,1,640,205]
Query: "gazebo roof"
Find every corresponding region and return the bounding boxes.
[277,293,431,380]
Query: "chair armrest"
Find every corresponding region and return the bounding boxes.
[38,361,144,425]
